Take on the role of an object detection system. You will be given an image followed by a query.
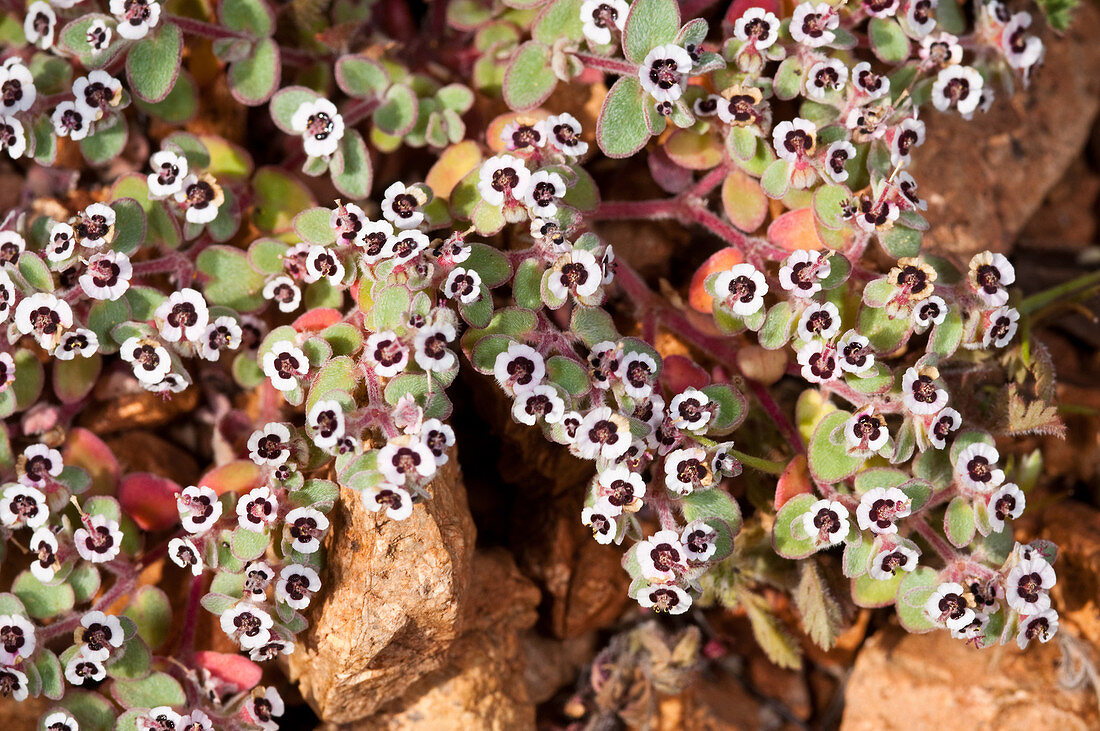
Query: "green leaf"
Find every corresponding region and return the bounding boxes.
[58,14,125,69]
[229,38,280,105]
[773,57,804,100]
[680,487,742,538]
[857,304,911,352]
[895,566,939,633]
[760,158,792,199]
[306,355,356,413]
[269,85,320,133]
[795,562,842,649]
[196,245,266,311]
[231,527,270,561]
[879,225,921,258]
[813,185,851,230]
[842,531,874,577]
[53,353,101,404]
[513,258,543,311]
[135,71,198,124]
[35,649,63,699]
[374,84,418,136]
[701,383,747,433]
[61,690,117,731]
[944,496,976,548]
[252,166,314,233]
[330,129,373,199]
[123,586,172,650]
[110,198,147,256]
[80,114,128,165]
[546,355,588,396]
[759,301,794,349]
[772,493,819,559]
[532,0,586,44]
[808,411,865,484]
[19,252,51,290]
[503,42,557,111]
[929,306,963,357]
[294,207,336,245]
[597,75,650,158]
[126,22,182,103]
[852,571,902,608]
[464,242,512,288]
[622,0,680,64]
[111,671,186,710]
[10,349,44,412]
[12,571,75,619]
[869,18,910,63]
[570,306,618,347]
[336,55,388,98]
[107,636,152,680]
[219,0,275,37]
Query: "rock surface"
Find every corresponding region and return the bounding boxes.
[1040,501,1100,648]
[286,456,477,724]
[911,3,1100,259]
[840,625,1100,731]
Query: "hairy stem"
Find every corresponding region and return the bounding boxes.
[571,51,639,76]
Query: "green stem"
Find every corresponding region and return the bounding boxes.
[1018,268,1100,316]
[729,449,787,475]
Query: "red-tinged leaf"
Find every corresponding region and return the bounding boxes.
[292,308,342,332]
[664,128,724,171]
[775,454,811,510]
[53,354,102,404]
[722,170,769,234]
[647,146,693,194]
[660,354,710,393]
[193,651,262,693]
[199,460,263,496]
[767,208,825,252]
[689,247,744,313]
[62,428,120,496]
[426,140,482,199]
[119,472,182,531]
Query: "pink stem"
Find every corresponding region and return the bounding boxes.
[912,518,958,563]
[571,51,639,76]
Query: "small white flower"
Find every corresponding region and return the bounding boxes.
[501,118,546,151]
[638,584,692,614]
[46,222,77,262]
[242,561,275,601]
[145,371,189,395]
[925,581,974,630]
[0,352,12,393]
[291,98,345,158]
[734,7,780,49]
[236,486,279,533]
[220,603,274,649]
[365,331,409,378]
[1016,608,1058,650]
[967,251,1015,306]
[904,0,937,36]
[75,203,116,248]
[0,230,24,267]
[177,484,223,534]
[262,340,309,391]
[74,515,123,563]
[414,322,457,372]
[714,263,768,316]
[890,117,925,167]
[119,336,171,384]
[304,245,345,284]
[0,665,28,701]
[331,202,370,247]
[284,506,329,554]
[248,639,294,663]
[982,306,1019,349]
[854,197,900,233]
[681,520,718,562]
[1,485,49,529]
[276,564,321,609]
[64,648,107,686]
[0,115,25,159]
[912,295,948,330]
[78,610,124,662]
[955,442,1004,493]
[901,366,948,415]
[29,527,58,582]
[512,384,566,426]
[199,315,242,361]
[72,70,122,121]
[24,1,56,49]
[362,482,414,520]
[168,538,202,576]
[493,341,545,395]
[580,0,628,45]
[263,275,302,313]
[797,340,838,384]
[844,408,889,452]
[524,170,566,217]
[637,529,686,583]
[244,687,284,731]
[477,154,530,207]
[383,229,430,265]
[306,399,344,451]
[175,174,225,224]
[378,437,437,484]
[86,18,112,50]
[851,61,891,100]
[864,0,901,18]
[693,94,722,117]
[548,248,602,300]
[790,2,838,47]
[544,113,589,157]
[597,465,646,513]
[988,482,1025,533]
[779,250,830,297]
[931,65,985,116]
[0,61,35,115]
[806,59,847,99]
[110,0,160,39]
[19,444,63,489]
[837,331,875,374]
[616,350,657,400]
[381,181,426,230]
[869,543,919,580]
[79,249,132,301]
[15,291,73,349]
[0,613,36,664]
[920,32,963,67]
[574,406,631,461]
[148,150,188,198]
[928,407,962,450]
[801,498,850,547]
[668,388,712,433]
[1005,557,1056,614]
[639,44,693,103]
[823,140,855,183]
[1002,12,1044,72]
[248,423,292,467]
[52,101,92,140]
[856,487,911,534]
[42,712,78,731]
[443,267,482,304]
[796,301,841,341]
[420,418,455,466]
[665,447,712,495]
[581,497,619,545]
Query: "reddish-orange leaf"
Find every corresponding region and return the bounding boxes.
[767,208,825,252]
[119,472,182,531]
[199,460,263,497]
[775,454,811,509]
[689,247,744,313]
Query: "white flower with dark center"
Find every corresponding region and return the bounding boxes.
[823,140,856,183]
[0,352,12,393]
[477,154,531,207]
[86,18,112,50]
[901,366,948,415]
[920,32,963,68]
[303,245,345,284]
[177,484,223,534]
[420,418,455,466]
[734,7,780,48]
[0,271,12,326]
[29,527,58,582]
[524,170,566,217]
[0,665,28,700]
[548,248,601,301]
[779,250,830,297]
[77,610,124,662]
[330,202,369,247]
[714,263,768,316]
[383,229,430,265]
[639,44,693,104]
[932,65,984,115]
[511,384,565,426]
[381,181,427,230]
[544,113,589,158]
[0,114,25,159]
[19,444,63,489]
[0,613,35,664]
[153,287,208,343]
[844,408,889,452]
[0,230,23,267]
[73,70,122,121]
[669,388,712,433]
[501,117,546,151]
[638,584,691,614]
[597,465,646,513]
[856,487,910,534]
[927,407,961,450]
[790,2,838,47]
[1002,12,1043,72]
[851,62,890,100]
[949,610,990,641]
[291,98,344,158]
[74,204,114,249]
[249,639,294,664]
[863,0,900,18]
[220,603,273,649]
[588,340,621,391]
[24,1,55,48]
[242,561,275,601]
[46,222,77,262]
[244,687,285,731]
[493,341,545,395]
[262,276,302,314]
[276,564,321,609]
[79,249,132,301]
[580,0,628,45]
[363,482,414,520]
[413,322,457,373]
[988,482,1025,533]
[956,442,1004,494]
[15,291,72,349]
[616,350,657,400]
[145,371,189,395]
[801,498,849,547]
[836,331,874,375]
[772,118,816,162]
[307,399,344,450]
[0,61,35,114]
[168,536,202,575]
[796,302,841,341]
[797,341,838,384]
[74,515,123,563]
[1006,556,1056,614]
[64,649,106,686]
[1016,608,1058,650]
[175,173,225,224]
[925,581,974,630]
[262,340,309,391]
[912,295,948,331]
[443,267,482,304]
[52,100,92,140]
[854,196,899,233]
[147,150,188,198]
[806,59,847,99]
[869,543,919,580]
[665,447,712,495]
[1,485,49,528]
[903,0,937,37]
[581,497,619,545]
[42,712,79,731]
[681,520,718,562]
[890,117,925,167]
[359,220,394,264]
[966,251,1014,306]
[178,710,215,730]
[637,529,686,583]
[378,437,437,484]
[284,506,329,554]
[236,486,279,533]
[982,306,1019,349]
[693,94,722,117]
[365,331,409,378]
[198,316,242,361]
[110,0,160,39]
[575,406,631,461]
[247,423,293,467]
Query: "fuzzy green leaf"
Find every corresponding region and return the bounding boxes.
[622,0,680,64]
[597,75,650,158]
[503,41,557,111]
[330,129,373,199]
[944,496,976,548]
[126,22,182,103]
[229,38,280,105]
